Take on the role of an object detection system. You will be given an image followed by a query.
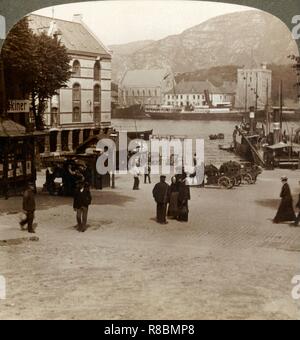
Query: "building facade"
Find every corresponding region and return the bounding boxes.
[29,14,112,154]
[118,69,175,107]
[164,80,236,108]
[236,64,272,111]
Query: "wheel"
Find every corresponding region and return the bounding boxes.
[243,173,253,184]
[218,176,234,189]
[234,176,242,187]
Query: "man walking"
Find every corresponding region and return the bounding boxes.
[144,163,151,184]
[73,182,92,232]
[20,183,36,233]
[153,175,169,224]
[132,162,141,190]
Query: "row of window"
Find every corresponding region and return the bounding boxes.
[72,60,101,80]
[125,89,159,97]
[167,95,229,101]
[72,83,101,123]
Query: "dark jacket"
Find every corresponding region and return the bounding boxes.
[23,189,36,212]
[178,182,191,203]
[73,188,92,209]
[153,182,169,204]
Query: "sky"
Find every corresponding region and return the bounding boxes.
[34,0,254,46]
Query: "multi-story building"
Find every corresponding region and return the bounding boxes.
[236,64,272,111]
[118,69,175,107]
[29,14,112,154]
[164,80,236,108]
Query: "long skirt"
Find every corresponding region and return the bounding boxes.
[274,198,296,223]
[168,192,179,218]
[178,201,189,222]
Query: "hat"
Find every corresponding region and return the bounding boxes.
[281,176,288,181]
[160,175,166,179]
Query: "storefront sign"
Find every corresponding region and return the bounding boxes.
[8,100,30,113]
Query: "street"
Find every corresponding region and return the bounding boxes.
[0,169,300,320]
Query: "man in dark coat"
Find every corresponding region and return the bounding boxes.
[153,175,169,224]
[273,177,296,224]
[20,184,36,233]
[73,182,92,232]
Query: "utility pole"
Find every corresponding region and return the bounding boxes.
[244,74,248,113]
[279,80,283,133]
[265,80,270,135]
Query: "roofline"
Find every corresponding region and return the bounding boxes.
[69,50,111,59]
[28,13,112,58]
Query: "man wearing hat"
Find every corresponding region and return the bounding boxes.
[73,181,92,232]
[153,175,170,224]
[274,176,296,224]
[20,183,36,233]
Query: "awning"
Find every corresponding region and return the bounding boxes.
[267,142,300,151]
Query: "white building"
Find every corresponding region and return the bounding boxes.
[236,64,272,111]
[164,80,236,108]
[29,14,112,154]
[118,69,175,107]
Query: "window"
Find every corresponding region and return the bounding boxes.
[94,61,100,81]
[72,60,81,77]
[137,90,140,97]
[143,90,145,97]
[149,90,151,96]
[94,85,101,124]
[155,90,158,97]
[72,83,81,122]
[94,84,101,103]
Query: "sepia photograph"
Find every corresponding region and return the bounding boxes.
[0,0,300,322]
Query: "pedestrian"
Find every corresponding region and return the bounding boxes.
[273,176,296,224]
[20,183,36,233]
[293,181,300,227]
[153,175,170,224]
[177,174,191,222]
[168,176,179,219]
[132,163,141,190]
[73,182,92,232]
[144,163,151,184]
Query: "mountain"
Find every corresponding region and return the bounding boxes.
[109,40,155,80]
[109,10,299,82]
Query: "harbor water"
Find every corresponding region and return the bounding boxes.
[112,119,300,167]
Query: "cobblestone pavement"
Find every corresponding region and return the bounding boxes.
[0,169,300,320]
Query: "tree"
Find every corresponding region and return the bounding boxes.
[1,17,71,130]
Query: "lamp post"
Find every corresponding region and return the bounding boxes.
[249,106,255,134]
[243,75,248,113]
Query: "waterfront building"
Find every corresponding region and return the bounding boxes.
[118,69,175,107]
[236,64,272,111]
[28,14,112,154]
[164,80,236,108]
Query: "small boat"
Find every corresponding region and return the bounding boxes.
[219,144,234,152]
[209,133,225,141]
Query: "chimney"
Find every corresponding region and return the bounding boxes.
[73,14,83,23]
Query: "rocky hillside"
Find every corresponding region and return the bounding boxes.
[110,10,298,82]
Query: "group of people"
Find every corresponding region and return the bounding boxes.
[153,174,191,225]
[273,176,300,227]
[20,180,93,233]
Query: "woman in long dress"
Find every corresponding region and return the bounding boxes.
[273,177,296,224]
[168,176,179,219]
[177,175,191,222]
